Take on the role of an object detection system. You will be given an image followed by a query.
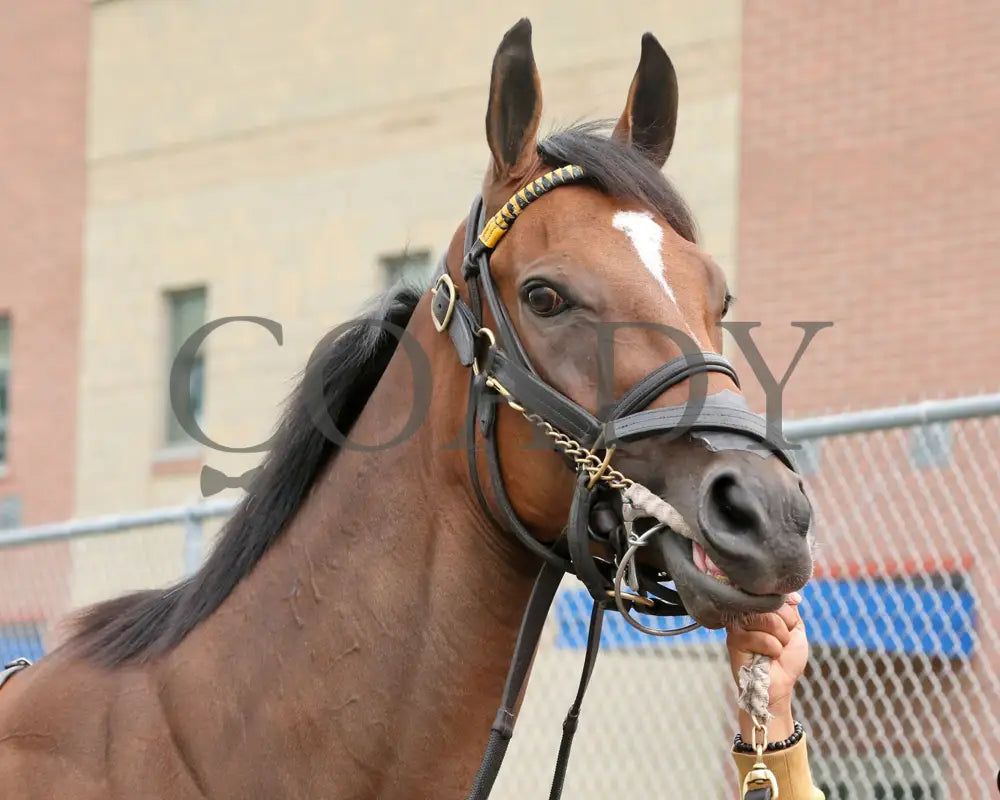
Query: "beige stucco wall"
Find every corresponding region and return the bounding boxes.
[80,0,742,507]
[76,0,741,792]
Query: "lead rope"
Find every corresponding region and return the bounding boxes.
[547,601,605,800]
[467,562,564,800]
[622,483,779,800]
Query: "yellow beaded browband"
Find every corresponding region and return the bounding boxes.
[477,164,586,250]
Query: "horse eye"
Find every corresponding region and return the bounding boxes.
[525,284,567,316]
[722,291,735,318]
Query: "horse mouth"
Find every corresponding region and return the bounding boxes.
[651,527,785,628]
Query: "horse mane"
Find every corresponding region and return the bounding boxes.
[68,280,427,666]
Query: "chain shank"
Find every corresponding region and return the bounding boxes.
[485,375,633,489]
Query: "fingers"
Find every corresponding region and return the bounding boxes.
[726,628,785,660]
[774,600,803,633]
[730,610,794,646]
[725,596,806,662]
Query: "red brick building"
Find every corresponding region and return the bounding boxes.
[738,1,1000,415]
[737,4,1000,796]
[0,0,88,656]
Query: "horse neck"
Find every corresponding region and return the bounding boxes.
[160,302,540,797]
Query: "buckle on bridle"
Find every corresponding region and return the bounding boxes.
[472,327,497,377]
[430,273,457,333]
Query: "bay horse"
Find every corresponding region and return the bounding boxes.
[0,19,813,799]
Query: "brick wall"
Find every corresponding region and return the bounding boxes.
[738,3,1000,790]
[737,1,1000,417]
[0,0,88,623]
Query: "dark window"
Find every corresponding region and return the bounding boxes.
[165,288,207,445]
[819,781,938,800]
[380,249,433,288]
[0,495,20,529]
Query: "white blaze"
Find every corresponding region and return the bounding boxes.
[612,209,702,345]
[612,210,675,301]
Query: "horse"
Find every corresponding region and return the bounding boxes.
[0,19,813,799]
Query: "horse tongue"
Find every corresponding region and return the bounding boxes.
[693,542,730,582]
[692,541,708,573]
[704,552,727,580]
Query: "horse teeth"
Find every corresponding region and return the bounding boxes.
[694,543,731,584]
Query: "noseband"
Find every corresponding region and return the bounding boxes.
[430,165,794,799]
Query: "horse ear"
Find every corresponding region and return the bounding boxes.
[613,33,679,167]
[485,18,542,178]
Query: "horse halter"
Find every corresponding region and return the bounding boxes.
[429,164,795,799]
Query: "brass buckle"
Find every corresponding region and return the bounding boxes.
[472,326,496,376]
[431,273,457,333]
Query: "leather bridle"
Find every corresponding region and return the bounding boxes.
[429,164,795,799]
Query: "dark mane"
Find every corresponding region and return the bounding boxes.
[68,281,426,666]
[537,121,698,243]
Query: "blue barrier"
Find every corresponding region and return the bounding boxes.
[554,576,976,658]
[0,625,44,665]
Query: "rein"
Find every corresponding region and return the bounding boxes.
[430,165,796,799]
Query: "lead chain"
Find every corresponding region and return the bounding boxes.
[484,376,633,489]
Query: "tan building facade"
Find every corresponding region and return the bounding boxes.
[76,0,743,600]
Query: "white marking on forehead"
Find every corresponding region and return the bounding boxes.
[612,209,704,346]
[612,210,675,301]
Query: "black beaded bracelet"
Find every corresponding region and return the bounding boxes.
[732,721,804,754]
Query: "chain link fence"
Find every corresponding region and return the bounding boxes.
[2,395,998,799]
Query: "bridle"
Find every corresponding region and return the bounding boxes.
[429,164,796,799]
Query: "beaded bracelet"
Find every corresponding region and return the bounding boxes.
[732,721,804,754]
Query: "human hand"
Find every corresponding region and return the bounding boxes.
[725,592,808,742]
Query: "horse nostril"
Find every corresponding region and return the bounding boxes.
[706,471,759,533]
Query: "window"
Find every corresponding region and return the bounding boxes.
[165,288,206,445]
[812,750,944,799]
[0,316,10,466]
[0,495,20,529]
[380,249,433,288]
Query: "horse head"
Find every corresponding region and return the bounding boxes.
[431,19,813,630]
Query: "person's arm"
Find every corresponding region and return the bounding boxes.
[726,592,825,800]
